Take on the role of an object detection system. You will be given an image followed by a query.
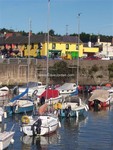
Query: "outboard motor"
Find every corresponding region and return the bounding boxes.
[31,118,42,136]
[65,105,71,118]
[94,99,100,111]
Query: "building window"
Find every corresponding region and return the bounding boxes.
[66,44,69,50]
[76,44,79,50]
[31,43,34,49]
[52,43,56,49]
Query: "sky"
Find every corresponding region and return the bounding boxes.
[0,0,113,36]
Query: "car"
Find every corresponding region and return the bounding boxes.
[83,56,101,60]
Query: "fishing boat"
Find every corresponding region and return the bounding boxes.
[56,83,78,97]
[54,95,89,118]
[88,89,113,109]
[4,88,34,115]
[0,131,15,150]
[20,103,61,136]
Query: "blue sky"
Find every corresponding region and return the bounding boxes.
[0,0,113,36]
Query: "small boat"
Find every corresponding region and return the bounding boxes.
[0,131,15,150]
[0,86,9,97]
[56,83,78,96]
[20,104,61,136]
[4,88,34,115]
[54,95,89,118]
[37,89,62,105]
[88,89,113,109]
[18,81,46,97]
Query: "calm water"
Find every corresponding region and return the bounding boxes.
[1,96,113,150]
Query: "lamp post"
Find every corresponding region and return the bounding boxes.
[76,13,81,87]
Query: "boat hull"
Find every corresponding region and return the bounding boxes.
[58,106,87,117]
[5,101,34,115]
[0,131,14,150]
[20,115,60,136]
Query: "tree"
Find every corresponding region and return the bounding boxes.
[49,61,72,84]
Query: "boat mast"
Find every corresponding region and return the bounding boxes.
[46,0,50,99]
[76,13,81,87]
[27,19,31,90]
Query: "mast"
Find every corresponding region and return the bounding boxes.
[27,19,31,89]
[76,13,81,87]
[46,0,50,99]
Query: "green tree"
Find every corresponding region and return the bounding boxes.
[49,61,71,84]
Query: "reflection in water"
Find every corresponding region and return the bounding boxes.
[20,131,60,150]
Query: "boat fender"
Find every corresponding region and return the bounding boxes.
[21,115,30,124]
[10,138,14,144]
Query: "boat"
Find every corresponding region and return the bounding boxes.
[0,131,15,150]
[88,89,113,109]
[54,95,89,118]
[0,86,9,97]
[18,81,46,97]
[37,89,62,105]
[20,104,61,136]
[4,88,34,115]
[56,83,78,97]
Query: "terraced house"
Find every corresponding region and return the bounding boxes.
[0,33,99,59]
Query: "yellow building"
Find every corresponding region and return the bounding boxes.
[0,34,99,59]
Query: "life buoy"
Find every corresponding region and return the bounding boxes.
[32,90,38,96]
[21,115,30,124]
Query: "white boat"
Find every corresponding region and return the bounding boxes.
[53,95,89,118]
[0,131,15,150]
[0,86,9,97]
[56,83,78,96]
[18,81,46,97]
[20,104,61,136]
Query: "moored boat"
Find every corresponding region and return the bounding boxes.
[53,95,89,118]
[20,103,61,136]
[4,88,34,115]
[88,89,113,109]
[0,131,15,150]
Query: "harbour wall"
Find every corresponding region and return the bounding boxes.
[0,58,113,86]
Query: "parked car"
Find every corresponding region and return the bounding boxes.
[83,56,101,60]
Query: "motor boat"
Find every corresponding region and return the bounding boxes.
[20,104,61,136]
[88,89,113,109]
[54,95,89,118]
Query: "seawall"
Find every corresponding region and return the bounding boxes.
[0,58,113,86]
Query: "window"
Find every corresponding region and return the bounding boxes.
[52,43,56,49]
[31,43,34,49]
[66,44,69,50]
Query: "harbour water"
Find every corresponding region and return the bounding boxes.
[1,95,113,150]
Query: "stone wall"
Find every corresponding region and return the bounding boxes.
[0,58,113,86]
